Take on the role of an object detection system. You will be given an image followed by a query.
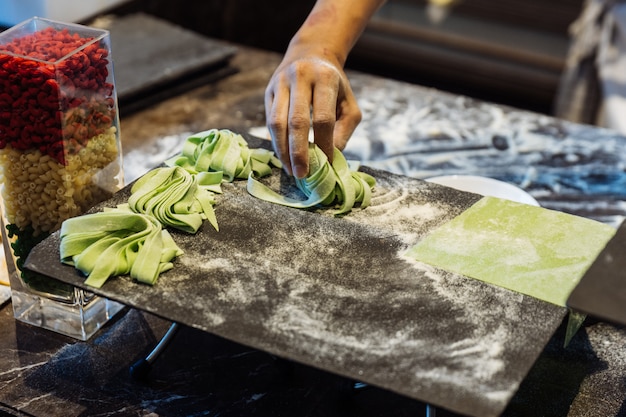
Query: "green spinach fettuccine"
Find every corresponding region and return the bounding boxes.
[247,143,376,215]
[60,211,183,288]
[125,165,220,233]
[59,128,376,289]
[166,128,282,181]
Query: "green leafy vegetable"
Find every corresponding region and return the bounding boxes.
[7,223,74,297]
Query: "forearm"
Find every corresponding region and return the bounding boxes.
[266,0,385,177]
[286,0,387,66]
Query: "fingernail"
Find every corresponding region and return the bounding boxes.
[293,165,308,179]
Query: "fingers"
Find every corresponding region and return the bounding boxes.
[265,80,292,176]
[266,63,313,179]
[265,58,362,178]
[313,68,361,162]
[287,62,314,178]
[311,72,336,163]
[332,81,362,151]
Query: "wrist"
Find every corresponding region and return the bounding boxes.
[286,30,348,67]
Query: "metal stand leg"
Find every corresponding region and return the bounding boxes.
[345,381,436,416]
[130,322,180,380]
[353,382,368,390]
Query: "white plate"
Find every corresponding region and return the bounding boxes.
[426,175,540,206]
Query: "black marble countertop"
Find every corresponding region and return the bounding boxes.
[2,38,626,417]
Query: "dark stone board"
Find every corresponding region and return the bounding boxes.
[568,219,626,326]
[25,136,566,417]
[102,13,237,109]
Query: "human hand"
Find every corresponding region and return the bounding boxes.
[265,51,362,179]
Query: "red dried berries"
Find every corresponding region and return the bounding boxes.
[0,27,117,165]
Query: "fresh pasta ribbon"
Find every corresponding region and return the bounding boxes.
[60,211,183,288]
[166,128,282,181]
[127,166,219,233]
[247,144,376,215]
[58,129,375,289]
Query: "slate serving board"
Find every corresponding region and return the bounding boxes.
[25,136,566,417]
[99,13,237,111]
[568,219,626,326]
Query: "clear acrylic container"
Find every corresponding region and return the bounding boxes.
[0,17,125,340]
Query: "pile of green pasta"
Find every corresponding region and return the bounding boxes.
[60,128,376,288]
